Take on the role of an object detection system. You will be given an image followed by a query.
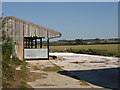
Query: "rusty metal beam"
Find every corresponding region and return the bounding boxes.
[47,38,49,60]
[40,38,42,48]
[26,38,28,48]
[35,38,37,48]
[31,38,33,48]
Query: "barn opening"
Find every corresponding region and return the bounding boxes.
[24,37,49,60]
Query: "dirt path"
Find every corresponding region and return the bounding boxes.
[26,60,93,88]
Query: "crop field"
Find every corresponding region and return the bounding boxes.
[49,44,120,57]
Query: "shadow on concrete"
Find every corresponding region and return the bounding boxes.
[58,67,120,89]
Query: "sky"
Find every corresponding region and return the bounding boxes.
[2,2,118,41]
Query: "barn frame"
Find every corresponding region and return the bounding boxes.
[2,16,61,60]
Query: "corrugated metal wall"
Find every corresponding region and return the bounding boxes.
[4,16,61,38]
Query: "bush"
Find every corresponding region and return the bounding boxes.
[2,41,23,88]
[2,41,13,59]
[2,41,14,80]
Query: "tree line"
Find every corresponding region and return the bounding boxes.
[47,38,120,46]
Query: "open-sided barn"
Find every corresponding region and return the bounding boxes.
[2,16,61,60]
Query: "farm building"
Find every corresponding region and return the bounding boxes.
[1,16,61,60]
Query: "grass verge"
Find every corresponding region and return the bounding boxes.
[2,58,32,89]
[18,61,27,89]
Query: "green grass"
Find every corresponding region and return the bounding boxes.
[50,44,120,57]
[2,58,27,88]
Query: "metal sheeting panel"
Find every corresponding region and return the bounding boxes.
[24,24,28,37]
[24,49,48,59]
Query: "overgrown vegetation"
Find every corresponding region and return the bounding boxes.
[1,18,29,88]
[2,41,22,88]
[2,41,29,88]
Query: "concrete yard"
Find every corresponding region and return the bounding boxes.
[26,60,92,88]
[50,53,119,89]
[26,53,119,89]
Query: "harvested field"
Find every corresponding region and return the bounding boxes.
[50,44,119,57]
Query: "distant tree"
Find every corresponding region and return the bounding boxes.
[75,39,83,45]
[59,40,67,42]
[94,38,100,44]
[95,38,100,40]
